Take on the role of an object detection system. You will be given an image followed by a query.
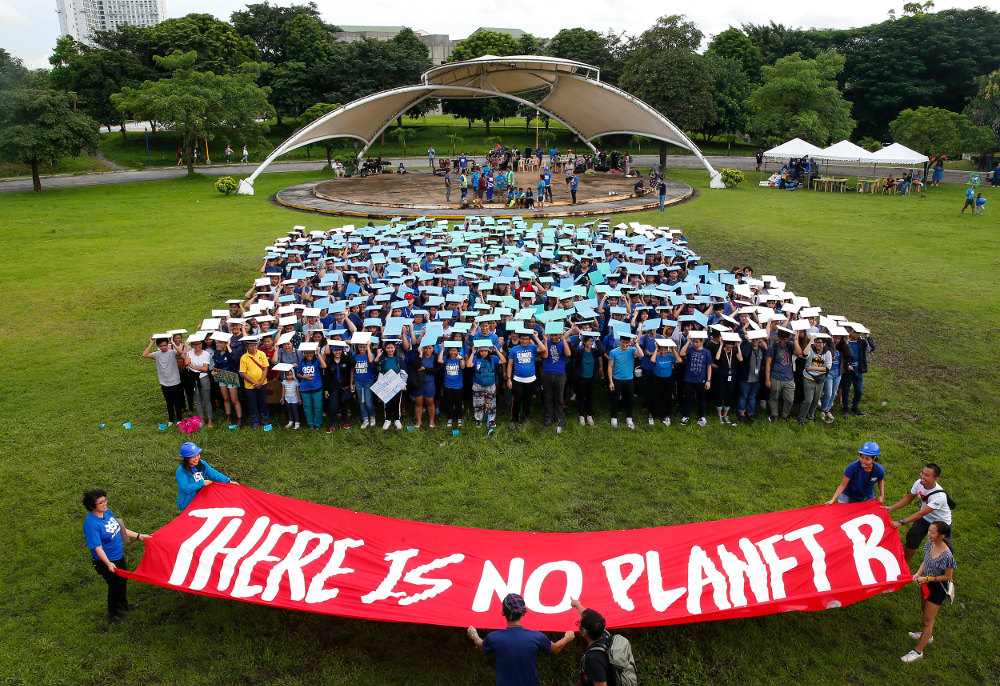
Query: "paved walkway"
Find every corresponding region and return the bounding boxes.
[0,154,978,194]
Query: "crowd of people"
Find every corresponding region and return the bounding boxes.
[85,439,957,667]
[145,219,879,432]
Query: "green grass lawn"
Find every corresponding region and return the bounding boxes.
[1,171,997,684]
[0,154,107,178]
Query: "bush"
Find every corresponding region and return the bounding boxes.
[584,169,597,176]
[215,176,238,195]
[720,168,745,188]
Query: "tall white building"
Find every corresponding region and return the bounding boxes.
[56,0,166,46]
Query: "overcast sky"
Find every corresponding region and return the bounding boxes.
[1,0,989,69]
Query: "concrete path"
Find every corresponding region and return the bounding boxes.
[0,155,977,194]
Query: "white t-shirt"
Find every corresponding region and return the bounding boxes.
[188,349,211,378]
[909,479,952,524]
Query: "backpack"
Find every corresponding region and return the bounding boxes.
[920,488,957,511]
[583,633,637,686]
[475,357,495,387]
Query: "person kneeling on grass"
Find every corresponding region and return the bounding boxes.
[824,441,885,505]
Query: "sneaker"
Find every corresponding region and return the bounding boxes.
[579,416,586,426]
[907,632,933,644]
[293,422,300,429]
[900,650,923,664]
[167,421,174,427]
[824,411,835,424]
[626,419,635,430]
[394,420,402,430]
[723,415,730,424]
[768,416,776,422]
[611,418,618,427]
[382,420,391,430]
[681,417,690,425]
[543,418,552,427]
[718,415,725,423]
[746,414,755,424]
[360,419,369,429]
[648,417,654,426]
[697,417,708,427]
[797,419,806,426]
[342,422,350,429]
[508,421,516,430]
[447,419,453,427]
[556,426,562,434]
[852,409,866,417]
[586,416,594,426]
[476,420,483,428]
[326,426,335,434]
[457,419,462,427]
[285,421,293,428]
[662,418,671,427]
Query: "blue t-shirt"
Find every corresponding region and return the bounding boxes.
[84,509,124,561]
[608,346,636,380]
[579,348,598,379]
[541,341,567,374]
[482,626,551,686]
[570,176,579,190]
[543,172,551,186]
[653,354,675,378]
[537,180,545,196]
[443,357,463,389]
[844,460,886,501]
[511,344,538,379]
[767,342,795,382]
[353,355,374,383]
[297,357,323,392]
[684,347,713,383]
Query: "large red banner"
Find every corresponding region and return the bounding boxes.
[121,484,909,630]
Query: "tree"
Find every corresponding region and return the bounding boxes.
[267,61,320,125]
[618,16,715,138]
[144,14,260,74]
[964,70,1000,148]
[392,127,416,156]
[49,37,155,141]
[545,27,624,86]
[742,22,822,66]
[516,33,545,55]
[890,106,993,160]
[231,2,337,62]
[0,48,31,90]
[112,51,274,174]
[0,88,100,191]
[442,30,521,135]
[313,31,431,108]
[707,27,763,83]
[704,54,752,145]
[747,50,855,145]
[298,102,341,167]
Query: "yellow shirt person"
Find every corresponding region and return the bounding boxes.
[239,341,270,389]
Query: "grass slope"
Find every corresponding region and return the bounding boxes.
[0,172,997,685]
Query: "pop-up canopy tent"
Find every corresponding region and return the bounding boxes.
[814,140,874,163]
[238,55,724,194]
[762,137,825,161]
[870,143,929,165]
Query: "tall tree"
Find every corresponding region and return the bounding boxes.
[298,102,342,168]
[704,54,752,143]
[49,37,155,141]
[544,27,622,85]
[111,51,274,174]
[707,27,763,83]
[0,88,100,191]
[618,16,715,134]
[965,70,1000,148]
[230,2,336,62]
[890,106,993,161]
[747,50,855,145]
[441,30,520,135]
[0,48,31,90]
[742,22,822,65]
[144,14,260,74]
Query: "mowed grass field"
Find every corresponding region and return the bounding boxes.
[1,171,997,685]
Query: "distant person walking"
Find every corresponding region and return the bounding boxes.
[931,158,944,186]
[961,186,976,213]
[241,145,249,163]
[755,149,764,171]
[658,179,667,212]
[175,147,184,166]
[225,145,233,163]
[428,146,435,169]
[444,170,451,202]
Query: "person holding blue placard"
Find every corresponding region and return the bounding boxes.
[507,330,543,429]
[323,341,354,432]
[541,328,571,431]
[352,340,376,428]
[571,331,605,426]
[607,332,644,429]
[468,341,506,428]
[376,339,407,430]
[296,344,326,430]
[409,341,439,428]
[679,331,714,426]
[649,338,682,426]
[438,342,466,427]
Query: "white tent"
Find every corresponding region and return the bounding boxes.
[762,137,825,161]
[814,140,874,163]
[239,55,724,194]
[870,143,929,165]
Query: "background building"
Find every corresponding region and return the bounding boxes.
[56,0,166,46]
[333,26,455,66]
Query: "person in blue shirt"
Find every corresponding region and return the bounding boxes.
[825,442,886,504]
[83,488,148,623]
[467,342,506,428]
[352,341,377,428]
[571,332,605,425]
[466,593,575,686]
[176,442,233,510]
[607,333,645,429]
[679,332,714,426]
[296,347,326,429]
[507,330,544,428]
[438,344,467,427]
[542,168,553,203]
[540,329,572,430]
[408,342,439,428]
[649,338,683,426]
[569,173,579,204]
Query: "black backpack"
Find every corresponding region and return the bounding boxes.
[920,488,957,511]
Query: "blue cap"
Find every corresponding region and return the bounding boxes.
[858,441,881,457]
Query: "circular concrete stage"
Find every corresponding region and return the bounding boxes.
[273,170,694,219]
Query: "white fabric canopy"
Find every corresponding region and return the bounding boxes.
[762,137,825,161]
[239,55,723,194]
[870,143,929,165]
[814,140,874,163]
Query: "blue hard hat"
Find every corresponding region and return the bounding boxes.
[180,442,203,459]
[858,441,881,457]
